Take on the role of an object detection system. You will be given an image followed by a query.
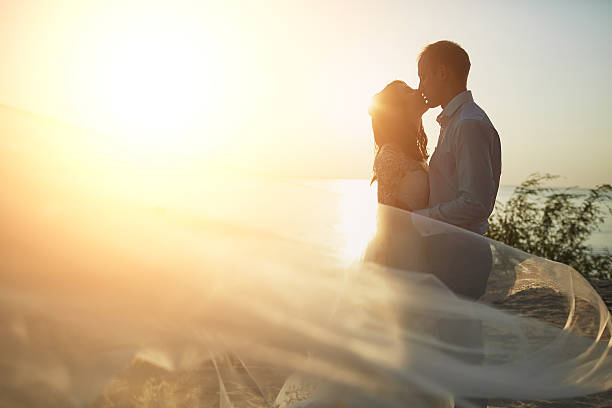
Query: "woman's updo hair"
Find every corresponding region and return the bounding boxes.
[369,80,428,183]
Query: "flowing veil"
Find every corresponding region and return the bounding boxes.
[1,105,611,407]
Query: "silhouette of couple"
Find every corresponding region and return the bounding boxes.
[276,40,501,408]
[369,39,501,408]
[371,40,500,234]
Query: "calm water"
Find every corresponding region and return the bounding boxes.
[296,179,612,254]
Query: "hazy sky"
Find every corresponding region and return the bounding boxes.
[1,0,611,186]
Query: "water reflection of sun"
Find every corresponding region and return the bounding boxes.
[332,180,378,262]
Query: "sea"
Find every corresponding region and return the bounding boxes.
[295,179,612,254]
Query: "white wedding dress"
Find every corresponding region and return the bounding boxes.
[1,107,611,407]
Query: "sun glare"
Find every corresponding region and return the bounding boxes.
[334,180,378,261]
[102,33,212,146]
[83,16,228,159]
[102,35,208,133]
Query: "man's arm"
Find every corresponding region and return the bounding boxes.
[415,119,498,227]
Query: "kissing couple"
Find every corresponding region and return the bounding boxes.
[368,39,501,301]
[275,40,502,408]
[367,40,501,408]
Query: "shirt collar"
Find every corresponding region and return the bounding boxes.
[436,90,473,126]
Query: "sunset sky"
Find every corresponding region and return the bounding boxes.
[1,0,610,187]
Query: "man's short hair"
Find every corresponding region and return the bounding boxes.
[419,41,470,85]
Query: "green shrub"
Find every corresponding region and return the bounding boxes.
[487,174,612,279]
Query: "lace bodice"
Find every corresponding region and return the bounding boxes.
[374,143,429,211]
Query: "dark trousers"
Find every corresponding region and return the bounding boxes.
[422,232,492,408]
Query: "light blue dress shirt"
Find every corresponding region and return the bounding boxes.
[415,91,501,235]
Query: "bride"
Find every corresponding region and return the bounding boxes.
[0,91,610,407]
[274,80,455,408]
[369,79,429,213]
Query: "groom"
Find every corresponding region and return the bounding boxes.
[414,41,501,408]
[415,40,501,239]
[414,40,501,299]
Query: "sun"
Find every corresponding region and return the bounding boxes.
[103,35,206,131]
[103,34,208,136]
[91,22,225,156]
